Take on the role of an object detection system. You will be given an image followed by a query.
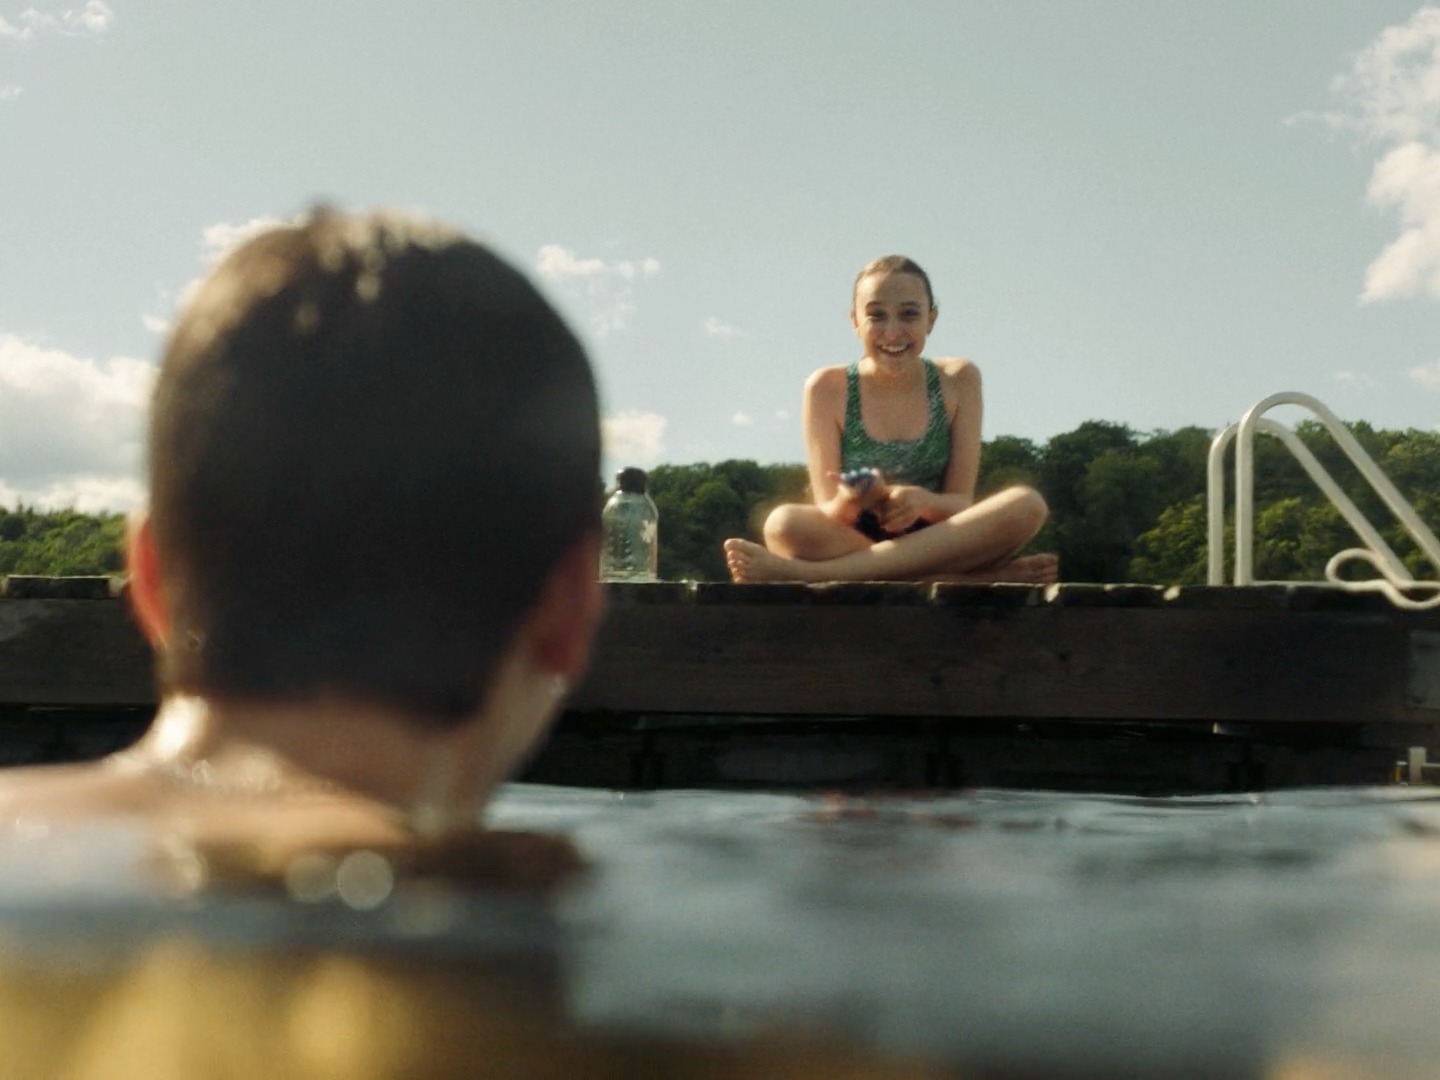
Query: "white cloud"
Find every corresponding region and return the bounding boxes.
[1322,8,1440,302]
[775,409,791,421]
[535,245,661,336]
[199,217,288,262]
[535,246,661,285]
[0,3,109,107]
[1328,8,1440,142]
[1332,370,1379,389]
[731,412,754,427]
[3,475,146,514]
[1362,140,1440,301]
[1408,359,1440,387]
[0,1,113,42]
[601,410,666,466]
[152,215,293,325]
[0,335,153,511]
[61,0,112,34]
[702,316,742,339]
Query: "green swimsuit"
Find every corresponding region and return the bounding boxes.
[840,358,952,492]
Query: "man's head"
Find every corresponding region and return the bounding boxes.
[137,209,601,725]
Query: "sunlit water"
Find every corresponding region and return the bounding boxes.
[495,785,1440,1075]
[3,784,1440,1076]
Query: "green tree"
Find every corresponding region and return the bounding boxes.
[976,435,1042,495]
[1131,497,1210,584]
[0,508,126,576]
[645,461,807,580]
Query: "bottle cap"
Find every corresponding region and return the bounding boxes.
[617,467,648,494]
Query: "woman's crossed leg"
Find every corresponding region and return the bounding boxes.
[725,485,1057,584]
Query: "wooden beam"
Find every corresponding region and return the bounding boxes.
[0,596,154,705]
[570,582,1440,724]
[1,577,1439,726]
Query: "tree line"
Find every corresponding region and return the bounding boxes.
[645,421,1440,583]
[0,507,126,577]
[3,418,1439,583]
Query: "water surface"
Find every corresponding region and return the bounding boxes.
[495,784,1440,1076]
[2,784,1439,1077]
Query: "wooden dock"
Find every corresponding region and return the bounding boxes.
[2,576,1439,792]
[577,580,1440,724]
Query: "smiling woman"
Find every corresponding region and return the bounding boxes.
[723,255,1057,585]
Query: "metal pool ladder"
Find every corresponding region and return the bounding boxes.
[1207,391,1440,608]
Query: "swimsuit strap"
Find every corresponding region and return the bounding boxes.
[922,358,945,431]
[840,359,952,492]
[845,362,862,433]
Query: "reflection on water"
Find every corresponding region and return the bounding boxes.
[0,936,948,1079]
[2,785,1440,1076]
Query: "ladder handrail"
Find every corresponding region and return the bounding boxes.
[1208,417,1412,585]
[1206,391,1440,585]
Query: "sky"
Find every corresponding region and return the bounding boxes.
[3,1,1440,510]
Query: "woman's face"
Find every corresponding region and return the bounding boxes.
[851,271,936,365]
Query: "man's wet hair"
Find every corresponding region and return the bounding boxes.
[149,208,600,725]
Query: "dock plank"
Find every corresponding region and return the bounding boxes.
[0,597,155,706]
[572,599,1421,722]
[0,578,1437,726]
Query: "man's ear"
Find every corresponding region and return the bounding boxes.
[126,513,171,648]
[526,529,605,684]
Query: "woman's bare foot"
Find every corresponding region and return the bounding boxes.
[725,540,1058,586]
[724,538,818,583]
[926,553,1059,585]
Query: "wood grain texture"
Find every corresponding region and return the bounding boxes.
[0,598,155,705]
[0,579,1437,724]
[576,584,1440,724]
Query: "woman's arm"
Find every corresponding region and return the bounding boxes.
[801,367,862,522]
[936,358,982,508]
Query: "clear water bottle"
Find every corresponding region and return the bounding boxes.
[600,467,659,582]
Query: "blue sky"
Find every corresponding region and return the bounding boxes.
[2,1,1439,509]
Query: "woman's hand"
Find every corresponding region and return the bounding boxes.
[822,469,889,524]
[877,485,936,534]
